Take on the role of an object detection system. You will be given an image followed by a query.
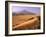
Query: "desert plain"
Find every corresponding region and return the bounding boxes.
[12,15,40,30]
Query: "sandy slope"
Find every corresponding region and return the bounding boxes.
[12,15,40,30]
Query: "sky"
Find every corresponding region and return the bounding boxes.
[12,6,40,15]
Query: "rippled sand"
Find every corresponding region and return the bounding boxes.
[12,15,40,30]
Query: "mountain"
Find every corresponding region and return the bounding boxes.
[12,10,36,15]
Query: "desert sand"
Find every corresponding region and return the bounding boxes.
[12,15,40,30]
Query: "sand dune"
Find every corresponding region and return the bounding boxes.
[12,15,40,30]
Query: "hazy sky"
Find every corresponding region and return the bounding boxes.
[12,6,40,15]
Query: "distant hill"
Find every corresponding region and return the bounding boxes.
[12,10,36,16]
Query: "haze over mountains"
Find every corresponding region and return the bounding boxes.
[12,6,40,16]
[12,10,40,16]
